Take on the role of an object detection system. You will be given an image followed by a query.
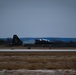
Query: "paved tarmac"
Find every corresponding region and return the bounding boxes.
[0,49,76,52]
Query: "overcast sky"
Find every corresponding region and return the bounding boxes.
[0,0,76,38]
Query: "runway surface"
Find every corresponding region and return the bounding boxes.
[0,49,76,52]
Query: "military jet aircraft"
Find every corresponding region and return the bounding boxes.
[10,35,23,46]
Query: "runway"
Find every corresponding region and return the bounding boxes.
[0,49,76,52]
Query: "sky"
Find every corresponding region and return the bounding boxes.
[0,0,76,38]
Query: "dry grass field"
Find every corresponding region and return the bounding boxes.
[0,51,76,69]
[0,49,76,75]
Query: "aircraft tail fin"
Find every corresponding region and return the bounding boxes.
[12,35,23,46]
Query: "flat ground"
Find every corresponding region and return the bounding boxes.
[0,49,76,69]
[0,45,76,49]
[0,69,76,75]
[0,49,76,75]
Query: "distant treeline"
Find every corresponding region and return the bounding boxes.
[50,41,76,47]
[0,38,76,48]
[0,38,12,45]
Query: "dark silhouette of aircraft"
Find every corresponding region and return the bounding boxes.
[35,39,51,44]
[11,35,23,46]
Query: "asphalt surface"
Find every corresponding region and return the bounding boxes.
[0,49,76,52]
